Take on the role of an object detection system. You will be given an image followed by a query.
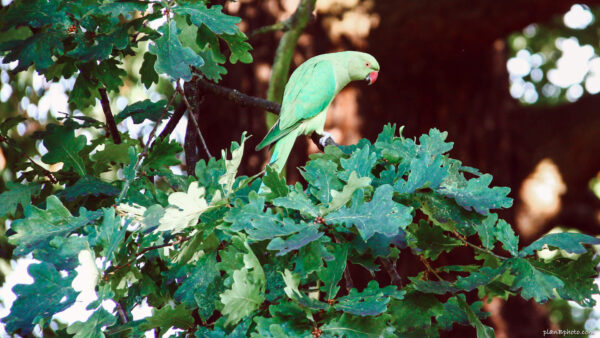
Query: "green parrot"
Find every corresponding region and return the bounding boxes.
[256,51,380,173]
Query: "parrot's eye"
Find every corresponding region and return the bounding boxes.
[365,62,370,68]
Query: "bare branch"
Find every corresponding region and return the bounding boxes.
[194,77,281,114]
[176,82,213,158]
[98,88,122,144]
[380,258,402,287]
[250,20,291,38]
[116,301,129,324]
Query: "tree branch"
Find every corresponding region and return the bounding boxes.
[380,258,402,287]
[250,20,291,38]
[177,82,212,158]
[98,88,121,144]
[195,77,281,114]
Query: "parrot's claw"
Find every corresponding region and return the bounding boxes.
[319,132,335,148]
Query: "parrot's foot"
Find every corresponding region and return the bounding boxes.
[319,131,335,148]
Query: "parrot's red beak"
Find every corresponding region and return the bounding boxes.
[365,71,379,85]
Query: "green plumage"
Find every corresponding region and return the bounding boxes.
[257,51,380,173]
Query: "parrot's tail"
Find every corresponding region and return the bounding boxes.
[268,130,299,174]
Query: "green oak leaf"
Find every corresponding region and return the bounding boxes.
[90,140,133,174]
[416,191,479,236]
[174,2,241,35]
[267,225,323,256]
[9,196,101,257]
[388,292,444,330]
[320,313,395,338]
[534,252,600,307]
[293,239,334,275]
[273,188,319,217]
[0,182,41,217]
[220,268,264,325]
[325,185,413,241]
[0,0,69,30]
[317,244,347,299]
[455,296,495,338]
[221,32,253,64]
[407,220,463,261]
[335,281,405,316]
[143,303,194,332]
[224,193,302,240]
[509,257,564,302]
[174,252,220,318]
[157,182,210,233]
[140,53,159,88]
[219,132,247,196]
[142,137,183,170]
[520,232,600,256]
[34,236,88,271]
[395,156,448,194]
[0,30,65,73]
[301,158,344,204]
[89,208,127,264]
[41,124,88,176]
[439,174,512,215]
[66,308,117,338]
[91,1,148,20]
[60,176,120,202]
[262,165,290,200]
[4,263,78,335]
[197,46,228,81]
[475,213,498,250]
[454,265,509,292]
[418,128,454,159]
[115,99,169,124]
[494,219,519,256]
[326,171,372,212]
[148,21,204,81]
[339,144,377,181]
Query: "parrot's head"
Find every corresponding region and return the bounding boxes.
[347,52,380,85]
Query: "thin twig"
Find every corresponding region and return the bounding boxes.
[419,255,444,281]
[117,91,177,203]
[157,101,186,140]
[0,135,58,183]
[106,236,192,277]
[194,77,281,114]
[98,88,122,144]
[142,90,178,154]
[249,20,291,38]
[380,258,403,287]
[176,82,212,158]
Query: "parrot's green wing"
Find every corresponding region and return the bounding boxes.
[256,60,336,151]
[255,120,291,150]
[279,60,336,130]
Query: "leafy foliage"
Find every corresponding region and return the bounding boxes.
[0,0,598,336]
[3,120,599,336]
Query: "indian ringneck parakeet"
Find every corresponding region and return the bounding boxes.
[256,51,380,173]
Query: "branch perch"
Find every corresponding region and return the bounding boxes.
[195,77,281,114]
